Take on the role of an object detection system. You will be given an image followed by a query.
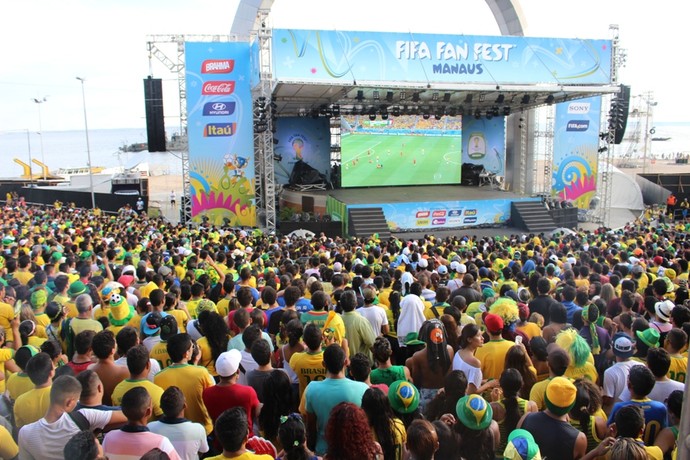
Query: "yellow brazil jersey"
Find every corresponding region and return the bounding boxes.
[150,341,172,369]
[6,372,34,401]
[668,355,687,383]
[14,385,51,429]
[64,300,78,318]
[187,299,201,319]
[216,297,232,318]
[475,339,514,381]
[289,350,326,398]
[378,288,392,308]
[0,348,15,393]
[528,378,551,410]
[139,281,158,301]
[154,363,215,434]
[0,425,18,460]
[0,301,15,343]
[111,378,165,420]
[13,270,33,286]
[167,309,189,333]
[196,335,231,377]
[126,313,146,331]
[34,312,51,329]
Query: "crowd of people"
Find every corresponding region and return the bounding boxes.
[0,201,688,460]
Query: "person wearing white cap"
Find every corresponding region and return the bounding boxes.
[650,299,675,334]
[445,262,466,292]
[202,349,261,436]
[602,332,644,411]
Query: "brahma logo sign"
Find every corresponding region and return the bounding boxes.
[202,81,235,95]
[204,123,237,137]
[202,60,235,74]
[567,102,590,114]
[203,101,236,116]
[416,211,430,218]
[567,120,589,132]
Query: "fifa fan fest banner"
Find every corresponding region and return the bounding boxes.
[185,41,256,226]
[462,117,506,176]
[273,117,332,185]
[551,97,602,209]
[349,197,539,231]
[273,29,612,85]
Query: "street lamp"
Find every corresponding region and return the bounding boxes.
[32,96,48,179]
[641,92,657,175]
[76,77,96,209]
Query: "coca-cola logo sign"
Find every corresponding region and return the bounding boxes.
[202,81,235,95]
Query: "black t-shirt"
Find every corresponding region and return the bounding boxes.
[528,295,557,325]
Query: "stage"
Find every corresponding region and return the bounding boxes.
[280,184,540,234]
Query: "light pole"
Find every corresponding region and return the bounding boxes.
[32,96,48,179]
[641,92,657,175]
[76,77,96,209]
[25,129,33,183]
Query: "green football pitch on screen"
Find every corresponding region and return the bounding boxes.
[340,134,462,187]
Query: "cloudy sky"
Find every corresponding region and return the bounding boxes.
[0,0,683,133]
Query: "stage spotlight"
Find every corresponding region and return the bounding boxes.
[443,92,451,103]
[386,91,394,102]
[273,154,283,161]
[422,112,430,120]
[412,93,420,102]
[432,92,439,101]
[400,91,406,101]
[521,94,530,104]
[503,107,511,116]
[545,95,555,104]
[495,94,505,104]
[464,94,473,104]
[392,107,401,117]
[491,106,500,117]
[479,94,486,102]
[449,107,457,117]
[381,112,389,120]
[486,112,493,120]
[356,90,364,101]
[331,104,340,117]
[474,109,481,120]
[369,107,377,121]
[434,113,442,120]
[598,146,608,153]
[272,138,279,144]
[373,90,380,101]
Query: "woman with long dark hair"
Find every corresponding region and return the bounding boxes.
[490,368,537,455]
[405,319,454,412]
[504,345,537,399]
[424,370,467,422]
[324,402,381,460]
[195,311,229,378]
[277,413,321,460]
[568,378,607,453]
[273,317,305,407]
[361,387,407,460]
[259,370,294,450]
[452,324,499,395]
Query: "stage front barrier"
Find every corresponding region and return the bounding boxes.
[347,197,540,232]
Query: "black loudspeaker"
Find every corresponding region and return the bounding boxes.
[609,84,630,145]
[144,77,166,152]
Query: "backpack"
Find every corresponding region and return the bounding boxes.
[60,318,76,358]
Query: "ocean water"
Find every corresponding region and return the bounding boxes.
[2,123,688,179]
[0,128,183,178]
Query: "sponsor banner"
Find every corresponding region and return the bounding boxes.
[349,197,539,230]
[185,41,256,226]
[203,101,236,116]
[273,29,612,85]
[551,97,602,209]
[462,116,506,176]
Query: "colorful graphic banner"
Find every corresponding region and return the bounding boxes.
[274,117,332,185]
[349,197,539,231]
[462,117,506,176]
[551,97,602,209]
[185,41,256,226]
[273,29,612,85]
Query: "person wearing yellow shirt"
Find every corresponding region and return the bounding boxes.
[13,254,34,285]
[664,328,688,383]
[289,323,327,399]
[528,347,570,410]
[6,346,38,402]
[154,333,215,435]
[475,314,514,381]
[13,352,54,429]
[216,278,236,319]
[204,407,273,460]
[64,281,89,318]
[0,320,19,394]
[111,345,165,421]
[0,425,18,460]
[0,284,17,344]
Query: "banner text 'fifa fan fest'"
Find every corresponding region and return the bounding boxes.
[273,30,612,85]
[185,42,256,227]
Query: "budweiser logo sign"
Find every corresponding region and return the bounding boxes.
[202,81,235,95]
[202,59,234,74]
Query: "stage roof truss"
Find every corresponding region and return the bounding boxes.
[271,81,620,117]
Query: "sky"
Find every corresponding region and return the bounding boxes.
[0,0,684,134]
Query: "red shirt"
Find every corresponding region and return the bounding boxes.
[202,383,260,432]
